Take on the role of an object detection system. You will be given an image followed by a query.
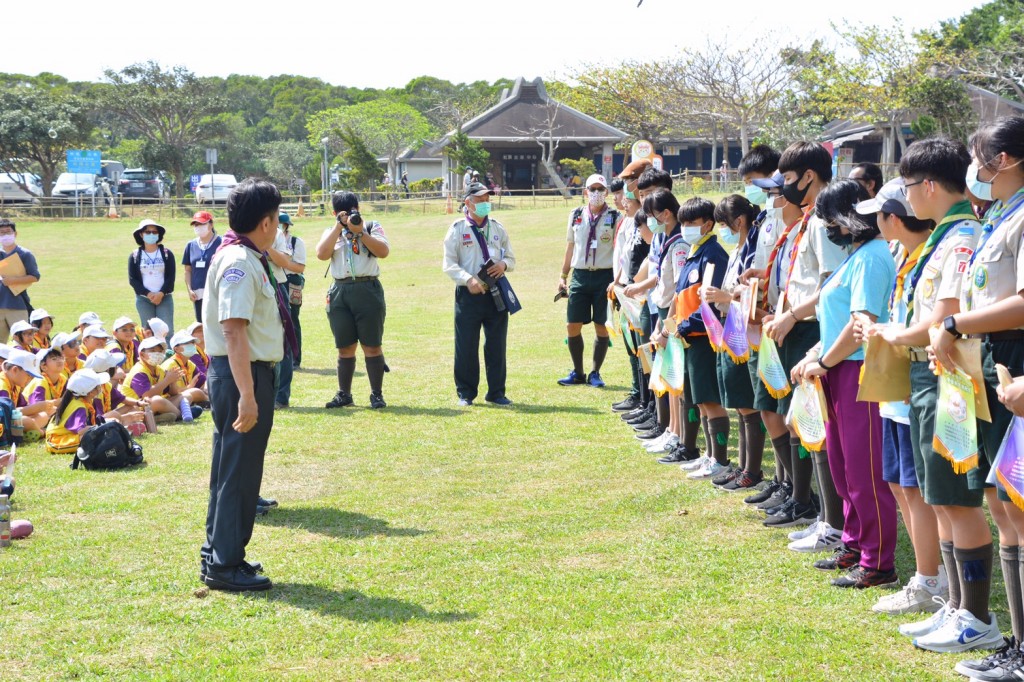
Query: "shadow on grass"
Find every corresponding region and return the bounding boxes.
[285,405,464,417]
[502,402,603,416]
[295,366,365,377]
[259,583,476,623]
[260,507,430,539]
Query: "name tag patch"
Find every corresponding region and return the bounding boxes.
[222,267,246,283]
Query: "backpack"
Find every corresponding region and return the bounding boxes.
[71,422,144,470]
[0,397,16,448]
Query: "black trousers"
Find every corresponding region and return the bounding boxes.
[454,287,508,401]
[200,356,275,571]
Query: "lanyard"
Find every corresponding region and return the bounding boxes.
[194,237,217,263]
[762,214,805,309]
[778,211,813,311]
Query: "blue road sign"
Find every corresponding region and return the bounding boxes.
[66,150,101,174]
[190,174,202,191]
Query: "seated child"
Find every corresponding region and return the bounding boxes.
[53,332,84,379]
[1,349,48,439]
[45,369,107,454]
[26,347,66,424]
[120,337,181,422]
[76,312,103,338]
[162,330,207,417]
[186,321,209,385]
[80,325,112,359]
[107,316,140,373]
[9,320,38,352]
[84,348,147,435]
[146,317,169,344]
[29,309,54,349]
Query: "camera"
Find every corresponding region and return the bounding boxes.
[347,210,363,227]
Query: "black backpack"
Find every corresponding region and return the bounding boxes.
[71,422,144,470]
[0,397,16,448]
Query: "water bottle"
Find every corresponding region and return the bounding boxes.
[0,494,11,548]
[10,409,23,441]
[144,403,158,434]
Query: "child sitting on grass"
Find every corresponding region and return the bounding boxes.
[120,337,182,423]
[26,347,66,424]
[54,332,84,379]
[162,330,207,415]
[84,349,147,436]
[29,309,54,350]
[79,325,112,359]
[45,369,108,454]
[8,320,37,352]
[185,321,209,386]
[2,349,49,441]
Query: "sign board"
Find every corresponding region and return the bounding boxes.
[631,139,654,161]
[205,148,218,165]
[66,150,101,175]
[189,174,202,191]
[603,155,612,165]
[651,155,664,171]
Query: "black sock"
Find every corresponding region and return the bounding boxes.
[811,449,843,530]
[708,416,730,466]
[791,437,812,505]
[338,357,356,394]
[956,544,993,624]
[656,394,669,430]
[771,434,791,483]
[741,413,765,476]
[592,336,609,373]
[682,396,700,452]
[567,335,584,375]
[942,540,961,610]
[365,355,386,395]
[1002,545,1023,640]
[701,416,711,454]
[736,415,747,471]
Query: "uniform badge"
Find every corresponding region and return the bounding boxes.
[688,269,699,283]
[922,278,935,299]
[974,265,988,291]
[600,233,612,243]
[222,267,246,283]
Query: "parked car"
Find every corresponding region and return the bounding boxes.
[195,174,238,204]
[52,172,101,201]
[118,168,167,201]
[0,173,43,203]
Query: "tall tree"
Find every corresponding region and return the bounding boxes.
[261,140,314,192]
[102,62,225,197]
[549,62,668,143]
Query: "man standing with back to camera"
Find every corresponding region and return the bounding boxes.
[200,178,292,592]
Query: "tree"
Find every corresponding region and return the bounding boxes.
[337,127,383,192]
[549,63,668,143]
[307,99,433,182]
[445,127,490,177]
[0,86,92,196]
[393,76,509,132]
[505,98,571,196]
[102,62,225,197]
[262,140,314,192]
[558,157,597,181]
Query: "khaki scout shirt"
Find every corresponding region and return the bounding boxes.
[779,214,849,320]
[202,244,284,362]
[911,222,979,326]
[566,205,617,270]
[442,215,516,287]
[324,222,388,279]
[965,204,1024,322]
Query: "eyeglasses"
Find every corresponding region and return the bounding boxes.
[142,230,160,235]
[901,180,925,197]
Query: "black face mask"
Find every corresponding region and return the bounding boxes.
[782,172,811,207]
[825,223,853,247]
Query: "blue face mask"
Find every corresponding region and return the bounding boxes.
[142,233,160,245]
[474,202,491,217]
[744,184,768,206]
[681,225,704,244]
[182,344,197,357]
[966,162,993,202]
[719,226,740,246]
[647,217,665,234]
[624,190,636,201]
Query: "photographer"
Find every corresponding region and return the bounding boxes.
[315,192,390,409]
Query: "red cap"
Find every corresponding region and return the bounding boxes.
[190,211,214,225]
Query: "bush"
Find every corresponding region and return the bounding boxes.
[690,176,705,194]
[409,177,444,194]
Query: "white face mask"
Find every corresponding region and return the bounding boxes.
[0,234,16,247]
[194,223,212,239]
[588,189,606,208]
[681,224,704,244]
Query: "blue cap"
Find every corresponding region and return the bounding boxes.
[751,171,784,189]
[279,212,292,225]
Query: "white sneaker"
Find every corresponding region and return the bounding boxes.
[788,519,822,541]
[899,597,954,638]
[642,430,671,450]
[787,522,843,553]
[912,608,1003,653]
[687,459,727,480]
[680,455,710,472]
[872,577,945,615]
[646,433,679,454]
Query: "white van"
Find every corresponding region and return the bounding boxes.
[195,174,238,204]
[0,173,43,203]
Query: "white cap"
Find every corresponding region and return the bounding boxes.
[9,320,37,336]
[82,324,111,340]
[29,309,52,324]
[147,318,169,340]
[169,330,196,349]
[66,369,110,396]
[185,321,203,336]
[35,347,60,365]
[112,316,135,331]
[585,174,608,190]
[0,344,12,360]
[50,331,80,350]
[855,177,917,218]
[139,336,166,352]
[79,312,102,327]
[84,348,125,372]
[4,349,40,378]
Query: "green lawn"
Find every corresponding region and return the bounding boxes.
[0,205,979,680]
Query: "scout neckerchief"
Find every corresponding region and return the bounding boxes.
[1,375,21,406]
[890,241,925,315]
[118,339,138,367]
[218,230,300,357]
[687,231,714,258]
[138,360,163,392]
[98,383,112,413]
[42,372,65,401]
[583,204,607,266]
[778,209,814,312]
[655,226,684,276]
[466,211,493,261]
[761,214,805,309]
[33,332,50,349]
[905,201,977,320]
[171,354,193,385]
[342,224,370,279]
[970,188,1024,268]
[193,345,209,369]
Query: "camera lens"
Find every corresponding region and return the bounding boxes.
[349,211,362,226]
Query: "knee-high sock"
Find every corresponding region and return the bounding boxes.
[791,437,813,505]
[708,416,730,466]
[736,414,747,471]
[957,544,993,624]
[682,395,700,451]
[338,357,356,394]
[942,540,961,610]
[771,434,791,484]
[701,416,711,454]
[812,449,843,530]
[365,355,386,395]
[657,394,670,430]
[567,335,584,375]
[593,336,610,373]
[742,412,766,475]
[1002,545,1024,641]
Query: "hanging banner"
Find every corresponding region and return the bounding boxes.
[933,366,979,474]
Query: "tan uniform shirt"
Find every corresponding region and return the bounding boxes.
[911,223,979,325]
[324,222,388,279]
[442,216,516,287]
[566,206,617,270]
[965,207,1024,323]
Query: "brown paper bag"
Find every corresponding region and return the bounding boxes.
[0,252,28,295]
[951,338,991,422]
[857,336,911,403]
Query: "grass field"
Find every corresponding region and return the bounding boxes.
[0,205,985,680]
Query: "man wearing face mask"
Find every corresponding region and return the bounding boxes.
[557,174,621,387]
[0,219,40,345]
[182,211,222,323]
[443,181,516,406]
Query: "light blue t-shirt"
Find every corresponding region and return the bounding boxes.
[817,238,896,362]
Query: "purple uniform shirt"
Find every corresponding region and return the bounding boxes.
[64,407,90,433]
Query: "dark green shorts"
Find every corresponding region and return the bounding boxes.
[980,339,1024,503]
[717,351,754,410]
[567,269,614,325]
[685,335,721,406]
[748,353,779,412]
[326,278,386,348]
[776,321,820,417]
[909,361,985,507]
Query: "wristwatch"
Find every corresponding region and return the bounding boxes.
[943,315,962,339]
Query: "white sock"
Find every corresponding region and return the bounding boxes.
[917,571,944,594]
